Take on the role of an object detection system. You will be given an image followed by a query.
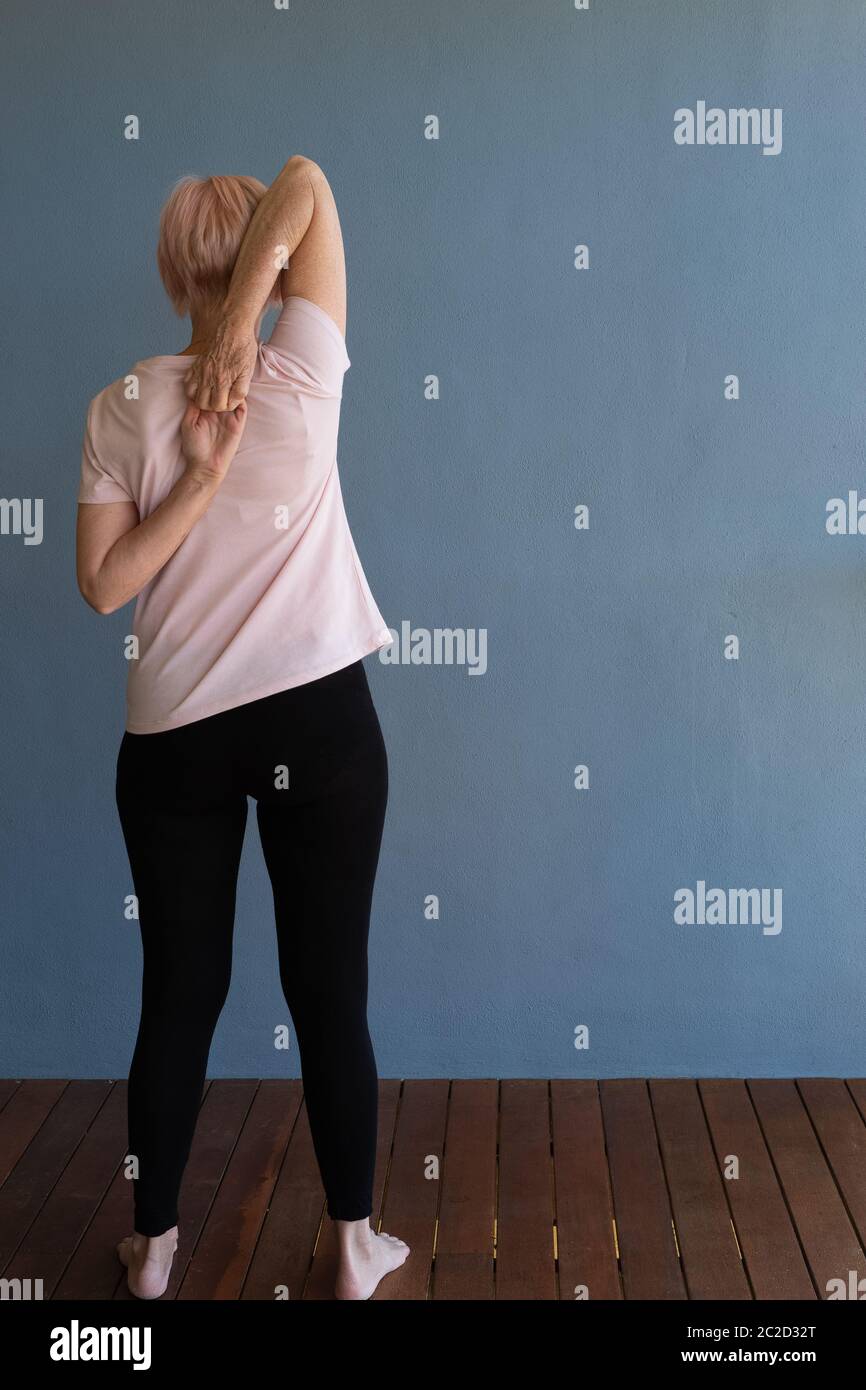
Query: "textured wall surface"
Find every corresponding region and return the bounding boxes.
[3,1,865,1078]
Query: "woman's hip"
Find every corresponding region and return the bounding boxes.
[116,658,387,809]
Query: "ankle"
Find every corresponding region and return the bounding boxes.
[134,1226,177,1253]
[334,1216,374,1253]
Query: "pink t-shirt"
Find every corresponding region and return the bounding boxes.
[79,295,392,733]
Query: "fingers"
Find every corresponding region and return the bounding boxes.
[183,367,203,403]
[189,382,234,411]
[190,382,224,411]
[183,368,221,412]
[185,377,210,409]
[184,362,254,410]
[184,367,252,412]
[186,401,245,437]
[226,370,253,411]
[224,400,248,433]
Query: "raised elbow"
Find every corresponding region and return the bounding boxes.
[284,154,325,186]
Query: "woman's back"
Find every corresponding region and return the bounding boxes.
[79,295,391,733]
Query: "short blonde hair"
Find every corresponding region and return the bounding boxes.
[156,174,282,317]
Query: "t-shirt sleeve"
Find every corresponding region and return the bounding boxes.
[78,399,134,504]
[262,296,351,398]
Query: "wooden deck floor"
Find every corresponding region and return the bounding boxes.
[1,1078,865,1300]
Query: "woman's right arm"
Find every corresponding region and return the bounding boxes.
[77,401,246,615]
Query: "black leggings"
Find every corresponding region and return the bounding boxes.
[115,659,388,1237]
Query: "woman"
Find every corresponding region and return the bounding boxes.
[76,156,408,1301]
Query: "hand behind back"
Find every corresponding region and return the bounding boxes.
[180,400,248,483]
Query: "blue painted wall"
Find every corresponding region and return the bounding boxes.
[3,0,865,1078]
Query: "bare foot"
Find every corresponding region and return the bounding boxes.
[116,1227,178,1300]
[334,1221,410,1301]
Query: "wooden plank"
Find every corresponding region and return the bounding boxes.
[373,1080,449,1300]
[3,1082,127,1298]
[600,1079,685,1300]
[0,1080,67,1187]
[700,1080,815,1300]
[496,1080,556,1299]
[432,1079,497,1300]
[749,1079,866,1297]
[650,1080,751,1300]
[798,1078,866,1255]
[302,1079,401,1300]
[176,1081,295,1300]
[0,1081,110,1273]
[5,1072,856,1303]
[240,1085,321,1301]
[55,1164,131,1300]
[551,1080,621,1301]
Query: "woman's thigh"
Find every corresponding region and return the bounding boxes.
[252,665,389,982]
[115,725,249,980]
